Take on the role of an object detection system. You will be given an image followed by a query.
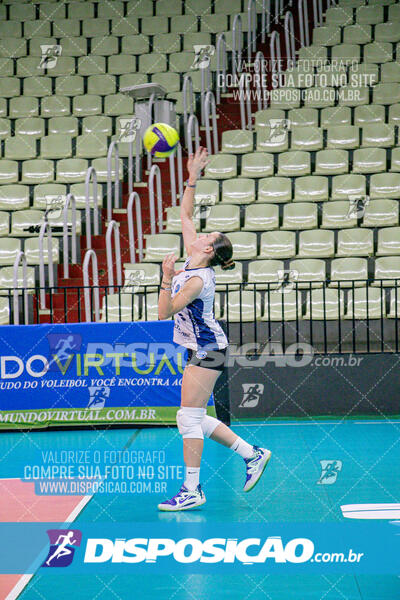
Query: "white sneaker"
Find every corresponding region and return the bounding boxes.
[157,484,206,511]
[243,446,272,492]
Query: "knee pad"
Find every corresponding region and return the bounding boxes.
[176,407,207,439]
[201,415,222,438]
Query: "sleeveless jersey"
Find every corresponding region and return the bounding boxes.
[171,258,228,351]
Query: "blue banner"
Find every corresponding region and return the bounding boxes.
[0,321,214,428]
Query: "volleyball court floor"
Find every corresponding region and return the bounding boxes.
[0,417,399,600]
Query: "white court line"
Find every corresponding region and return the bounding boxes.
[341,503,400,520]
[233,421,400,426]
[4,481,93,600]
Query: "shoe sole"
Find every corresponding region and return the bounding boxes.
[244,450,272,493]
[157,496,206,512]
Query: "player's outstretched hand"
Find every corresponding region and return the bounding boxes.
[162,253,184,282]
[187,146,209,183]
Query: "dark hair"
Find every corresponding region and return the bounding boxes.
[209,233,235,271]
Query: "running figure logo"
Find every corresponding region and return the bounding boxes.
[47,334,81,371]
[87,386,110,409]
[239,384,264,408]
[317,460,342,485]
[42,529,82,568]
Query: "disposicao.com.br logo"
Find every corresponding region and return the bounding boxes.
[83,536,364,565]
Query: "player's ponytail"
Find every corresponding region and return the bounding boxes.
[210,233,235,271]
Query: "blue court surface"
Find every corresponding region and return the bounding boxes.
[1,417,399,600]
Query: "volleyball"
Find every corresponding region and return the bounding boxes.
[143,122,179,157]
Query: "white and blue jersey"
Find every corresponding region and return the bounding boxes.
[171,258,228,351]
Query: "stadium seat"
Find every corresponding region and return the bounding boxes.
[364,42,392,64]
[194,180,219,205]
[49,116,79,136]
[5,136,36,160]
[282,203,318,230]
[241,153,274,178]
[294,176,328,202]
[259,231,296,259]
[349,62,379,86]
[24,237,59,265]
[223,232,256,260]
[313,25,341,46]
[0,161,18,185]
[361,124,395,148]
[221,130,254,154]
[222,179,255,204]
[298,230,335,258]
[223,290,262,322]
[321,106,351,127]
[325,7,353,27]
[288,108,318,128]
[82,116,112,136]
[165,207,200,233]
[143,234,181,262]
[376,227,400,255]
[204,205,240,232]
[140,292,161,321]
[304,87,336,109]
[111,17,139,36]
[290,258,326,288]
[91,157,123,182]
[346,287,385,319]
[122,263,161,292]
[298,45,327,63]
[291,127,323,151]
[243,204,279,231]
[343,24,372,44]
[374,83,400,105]
[262,290,303,321]
[375,22,400,43]
[254,109,285,129]
[0,238,20,266]
[0,185,29,211]
[388,288,400,317]
[330,257,368,287]
[11,210,44,237]
[353,148,386,173]
[354,105,385,126]
[153,34,180,54]
[76,134,108,159]
[327,126,359,149]
[0,212,9,237]
[304,288,345,320]
[373,256,400,286]
[73,95,102,117]
[9,97,39,119]
[257,127,288,153]
[362,200,399,227]
[0,266,35,296]
[21,160,54,184]
[381,62,400,83]
[337,228,374,256]
[356,5,383,24]
[315,150,349,175]
[370,173,400,198]
[247,259,284,290]
[257,177,292,203]
[41,96,71,118]
[214,263,243,291]
[101,293,140,322]
[204,154,237,179]
[55,159,88,183]
[322,202,358,229]
[278,151,311,176]
[41,135,72,159]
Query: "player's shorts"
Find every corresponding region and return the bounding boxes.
[186,347,228,372]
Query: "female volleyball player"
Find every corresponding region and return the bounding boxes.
[157,146,271,511]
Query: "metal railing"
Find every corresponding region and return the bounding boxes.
[12,251,28,326]
[85,166,99,250]
[169,142,184,206]
[187,114,200,156]
[183,74,195,147]
[232,13,243,76]
[38,221,54,310]
[105,220,122,294]
[204,91,218,155]
[63,193,77,279]
[216,33,227,104]
[298,0,310,48]
[107,140,120,223]
[254,50,267,111]
[148,164,163,234]
[247,0,257,63]
[8,281,400,355]
[127,191,143,263]
[284,11,296,67]
[239,72,252,130]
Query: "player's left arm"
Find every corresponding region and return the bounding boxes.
[158,254,203,319]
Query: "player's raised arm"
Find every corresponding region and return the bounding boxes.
[180,147,209,255]
[158,253,203,320]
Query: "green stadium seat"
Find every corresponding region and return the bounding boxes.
[388,103,400,125]
[332,44,361,63]
[111,18,139,36]
[78,56,106,76]
[0,22,21,38]
[330,257,368,287]
[247,259,284,290]
[388,288,400,318]
[87,75,116,96]
[33,183,66,211]
[91,157,123,182]
[337,228,373,256]
[304,87,336,108]
[24,236,59,265]
[389,4,400,20]
[354,104,385,126]
[69,1,95,19]
[315,150,349,175]
[313,25,341,46]
[0,212,9,236]
[241,153,274,178]
[255,109,285,129]
[165,207,200,233]
[381,62,400,83]
[40,134,72,159]
[269,88,301,110]
[48,116,79,136]
[0,77,20,98]
[315,65,347,87]
[9,2,35,20]
[259,231,296,259]
[97,0,124,18]
[152,73,180,93]
[58,38,87,57]
[73,95,102,116]
[375,22,400,43]
[104,94,134,116]
[139,54,167,74]
[322,201,358,229]
[0,238,20,266]
[290,258,326,288]
[373,83,400,105]
[376,227,400,255]
[204,205,240,232]
[9,97,39,119]
[390,148,400,172]
[370,173,400,198]
[339,0,365,7]
[242,204,279,231]
[349,62,379,86]
[361,123,395,148]
[122,35,150,55]
[143,234,180,262]
[353,148,386,173]
[214,263,243,291]
[327,125,359,149]
[288,108,318,128]
[0,161,18,185]
[298,229,335,258]
[194,180,219,205]
[185,0,211,13]
[0,266,35,297]
[18,57,47,77]
[262,290,302,322]
[52,19,80,37]
[21,159,53,184]
[325,7,353,26]
[282,203,318,230]
[82,115,112,136]
[331,174,366,200]
[339,86,369,107]
[204,154,237,179]
[201,15,228,33]
[0,58,14,77]
[221,130,254,154]
[76,134,108,159]
[228,232,258,259]
[11,209,43,237]
[284,66,314,89]
[356,5,384,25]
[257,177,292,203]
[126,1,153,17]
[69,183,101,209]
[294,176,328,202]
[15,117,44,139]
[91,37,119,57]
[55,75,85,96]
[122,263,160,292]
[101,294,140,322]
[364,42,393,64]
[183,33,212,51]
[0,119,11,139]
[141,16,169,35]
[291,127,323,151]
[362,199,399,227]
[222,178,255,204]
[0,185,29,211]
[320,106,351,127]
[82,19,110,38]
[343,24,372,44]
[257,127,288,153]
[24,20,51,38]
[222,290,262,323]
[373,256,400,286]
[56,158,88,183]
[41,96,70,117]
[49,57,75,77]
[346,287,385,319]
[23,77,52,98]
[298,45,327,62]
[170,15,198,33]
[139,292,161,321]
[304,287,344,320]
[278,151,311,176]
[120,73,148,88]
[156,0,182,16]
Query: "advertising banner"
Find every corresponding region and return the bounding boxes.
[0,321,215,429]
